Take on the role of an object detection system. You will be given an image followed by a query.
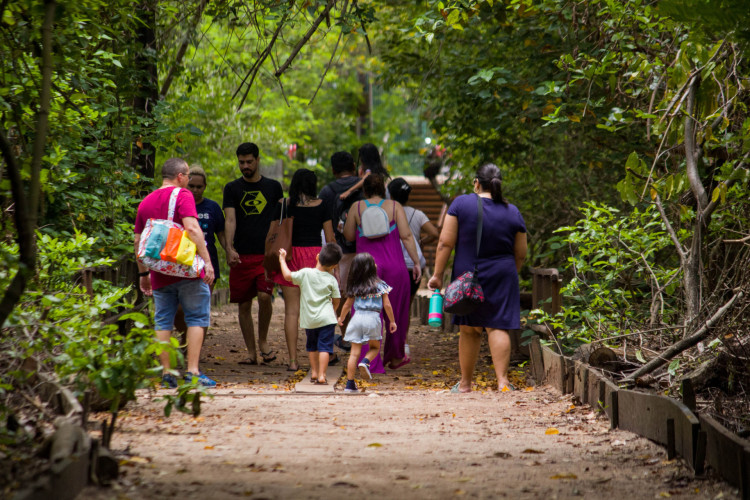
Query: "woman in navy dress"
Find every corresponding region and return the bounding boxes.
[428,164,527,393]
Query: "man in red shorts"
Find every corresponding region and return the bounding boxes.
[223,142,283,365]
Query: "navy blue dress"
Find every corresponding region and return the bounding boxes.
[448,194,526,330]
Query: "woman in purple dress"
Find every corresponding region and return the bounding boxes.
[428,164,527,393]
[343,174,421,373]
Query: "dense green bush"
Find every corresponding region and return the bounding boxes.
[537,202,682,349]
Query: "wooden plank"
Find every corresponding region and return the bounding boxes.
[586,367,603,410]
[563,356,575,395]
[700,414,750,495]
[574,360,588,403]
[618,390,699,469]
[294,365,344,393]
[541,344,564,393]
[15,452,90,500]
[528,336,544,386]
[419,295,429,326]
[600,377,619,428]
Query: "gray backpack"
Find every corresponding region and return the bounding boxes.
[358,199,391,239]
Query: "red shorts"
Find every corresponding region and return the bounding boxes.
[271,246,321,288]
[229,254,275,303]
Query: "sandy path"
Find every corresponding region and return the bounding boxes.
[80,300,737,500]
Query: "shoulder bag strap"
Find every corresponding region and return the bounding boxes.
[168,187,181,222]
[474,194,483,272]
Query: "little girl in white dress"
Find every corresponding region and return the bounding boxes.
[337,252,396,393]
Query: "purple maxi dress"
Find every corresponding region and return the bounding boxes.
[355,200,411,373]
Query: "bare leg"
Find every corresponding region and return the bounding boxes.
[156,330,172,371]
[487,328,512,390]
[336,253,354,336]
[257,291,273,354]
[185,326,205,374]
[318,351,330,383]
[365,339,380,362]
[309,350,319,381]
[238,300,257,362]
[347,343,363,380]
[457,325,482,393]
[281,286,300,369]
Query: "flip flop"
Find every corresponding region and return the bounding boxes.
[388,355,411,370]
[314,379,328,385]
[450,382,470,394]
[260,350,277,363]
[287,364,300,372]
[238,358,258,365]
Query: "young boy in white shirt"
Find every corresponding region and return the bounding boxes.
[278,243,342,384]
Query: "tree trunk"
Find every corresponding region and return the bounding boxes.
[131,0,158,180]
[0,0,55,328]
[682,75,706,333]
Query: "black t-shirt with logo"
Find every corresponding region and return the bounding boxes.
[223,176,283,255]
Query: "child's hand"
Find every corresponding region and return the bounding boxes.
[389,322,397,333]
[337,317,344,326]
[278,248,287,260]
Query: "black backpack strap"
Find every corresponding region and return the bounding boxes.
[474,194,483,272]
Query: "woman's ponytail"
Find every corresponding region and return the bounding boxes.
[476,163,507,205]
[489,177,505,204]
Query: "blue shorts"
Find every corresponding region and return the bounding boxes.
[152,279,211,331]
[305,324,335,354]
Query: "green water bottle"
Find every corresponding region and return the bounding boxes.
[428,291,444,327]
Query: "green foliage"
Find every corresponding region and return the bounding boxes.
[154,0,430,209]
[1,232,163,413]
[541,202,680,346]
[1,0,155,258]
[374,0,636,262]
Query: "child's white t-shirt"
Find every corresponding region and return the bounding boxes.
[291,268,340,329]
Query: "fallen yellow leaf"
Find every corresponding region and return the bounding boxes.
[204,446,214,450]
[367,443,382,447]
[545,428,560,435]
[550,473,577,480]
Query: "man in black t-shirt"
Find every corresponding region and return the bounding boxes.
[223,142,283,365]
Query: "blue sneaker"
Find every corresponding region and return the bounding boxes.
[344,379,358,393]
[161,373,178,389]
[185,372,217,388]
[357,358,372,380]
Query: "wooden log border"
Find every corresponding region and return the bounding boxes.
[14,451,91,500]
[211,288,230,307]
[700,414,750,498]
[528,336,750,498]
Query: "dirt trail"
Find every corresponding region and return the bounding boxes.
[81,300,738,500]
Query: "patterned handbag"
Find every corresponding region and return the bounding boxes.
[137,187,205,278]
[443,195,485,315]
